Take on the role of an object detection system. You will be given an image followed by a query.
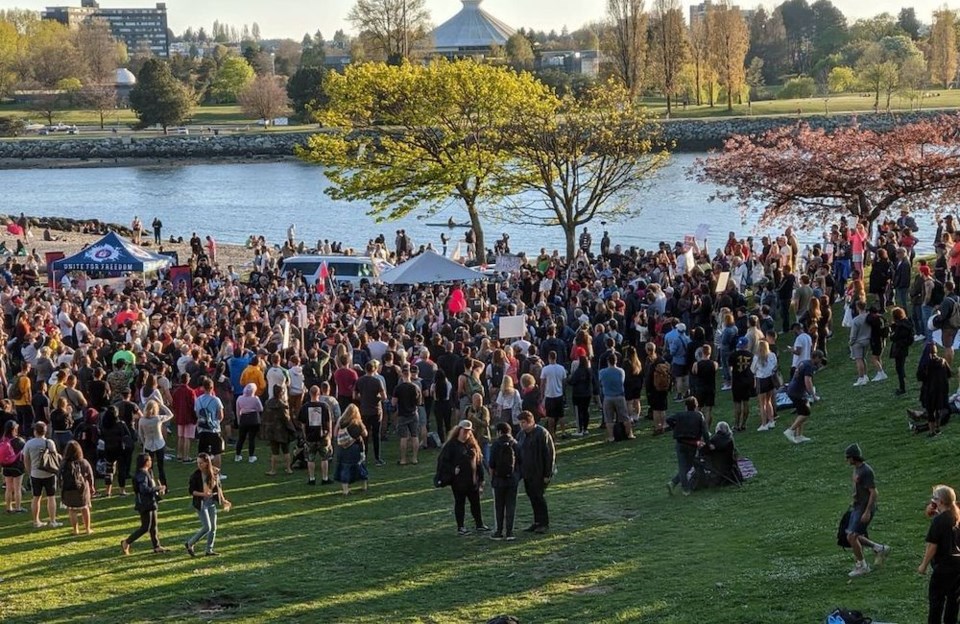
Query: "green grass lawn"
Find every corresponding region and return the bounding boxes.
[0,310,944,623]
[643,90,960,119]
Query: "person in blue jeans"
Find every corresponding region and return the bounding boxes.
[666,397,709,496]
[185,453,231,557]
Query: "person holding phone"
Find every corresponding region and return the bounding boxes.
[185,453,231,557]
[121,453,168,555]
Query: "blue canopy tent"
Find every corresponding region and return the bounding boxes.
[51,232,173,279]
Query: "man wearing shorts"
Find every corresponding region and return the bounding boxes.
[22,421,60,528]
[844,443,891,577]
[783,350,826,444]
[392,365,422,465]
[540,351,567,437]
[848,300,871,386]
[194,377,225,473]
[598,352,634,442]
[298,385,334,485]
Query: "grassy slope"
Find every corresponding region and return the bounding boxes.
[0,309,942,624]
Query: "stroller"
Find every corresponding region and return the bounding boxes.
[689,445,743,491]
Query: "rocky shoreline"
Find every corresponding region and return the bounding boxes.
[0,109,954,168]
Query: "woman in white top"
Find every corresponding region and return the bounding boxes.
[750,340,779,432]
[494,376,522,425]
[139,374,167,411]
[137,399,174,486]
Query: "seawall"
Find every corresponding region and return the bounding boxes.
[0,109,953,166]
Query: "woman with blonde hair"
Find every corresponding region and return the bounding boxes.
[434,420,488,536]
[334,404,368,495]
[138,399,174,486]
[495,376,522,425]
[622,346,644,422]
[919,484,960,623]
[751,340,779,431]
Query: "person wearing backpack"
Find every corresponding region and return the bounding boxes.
[489,422,520,541]
[60,440,95,536]
[645,342,670,436]
[21,421,61,528]
[194,377,226,474]
[1,419,26,513]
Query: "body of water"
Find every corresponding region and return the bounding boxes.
[0,155,939,254]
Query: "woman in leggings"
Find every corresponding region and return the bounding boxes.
[121,453,168,555]
[234,383,263,463]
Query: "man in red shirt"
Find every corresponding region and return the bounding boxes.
[172,373,200,462]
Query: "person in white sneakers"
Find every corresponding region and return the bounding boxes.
[848,300,872,386]
[865,306,888,383]
[782,350,826,444]
[21,421,61,528]
[843,443,890,577]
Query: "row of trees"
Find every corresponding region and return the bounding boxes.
[600,0,960,113]
[296,60,669,258]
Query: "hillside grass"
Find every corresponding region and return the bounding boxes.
[642,90,960,119]
[0,306,945,623]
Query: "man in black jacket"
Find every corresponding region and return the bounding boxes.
[892,247,912,312]
[666,397,709,496]
[516,410,556,534]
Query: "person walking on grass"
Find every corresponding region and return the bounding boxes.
[666,397,708,497]
[918,484,960,624]
[121,453,168,555]
[185,453,231,558]
[783,350,827,444]
[849,300,873,386]
[22,421,60,529]
[489,422,520,541]
[434,420,488,536]
[844,444,891,578]
[516,410,555,534]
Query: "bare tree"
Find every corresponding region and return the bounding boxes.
[604,0,647,98]
[81,84,117,129]
[238,75,291,127]
[649,0,686,116]
[74,18,120,84]
[347,0,430,62]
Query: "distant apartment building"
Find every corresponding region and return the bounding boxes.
[689,0,755,27]
[43,0,170,58]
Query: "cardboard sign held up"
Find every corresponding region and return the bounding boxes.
[715,271,730,294]
[499,315,526,339]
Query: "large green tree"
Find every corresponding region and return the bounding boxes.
[296,60,553,258]
[286,66,328,122]
[504,81,670,260]
[128,59,193,133]
[209,55,254,103]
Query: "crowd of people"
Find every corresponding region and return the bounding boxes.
[1,210,960,621]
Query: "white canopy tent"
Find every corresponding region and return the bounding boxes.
[380,250,484,285]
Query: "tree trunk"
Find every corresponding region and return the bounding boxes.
[727,87,733,112]
[466,203,485,266]
[565,225,576,263]
[695,64,702,106]
[666,93,672,117]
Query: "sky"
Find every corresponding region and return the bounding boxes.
[8,0,957,40]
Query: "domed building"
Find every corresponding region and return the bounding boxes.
[430,0,515,58]
[115,67,136,103]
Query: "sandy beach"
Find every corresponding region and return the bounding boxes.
[11,227,256,272]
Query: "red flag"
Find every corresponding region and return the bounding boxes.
[316,262,329,294]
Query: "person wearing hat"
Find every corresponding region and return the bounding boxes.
[782,349,827,444]
[434,419,488,536]
[843,443,891,577]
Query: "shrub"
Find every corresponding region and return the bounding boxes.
[778,76,816,100]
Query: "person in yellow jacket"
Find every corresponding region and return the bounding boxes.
[11,362,33,429]
[239,355,266,397]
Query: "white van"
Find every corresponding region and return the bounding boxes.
[280,255,388,289]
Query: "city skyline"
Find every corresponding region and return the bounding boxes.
[12,0,959,40]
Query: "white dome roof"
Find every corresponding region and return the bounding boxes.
[431,0,515,52]
[116,68,137,86]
